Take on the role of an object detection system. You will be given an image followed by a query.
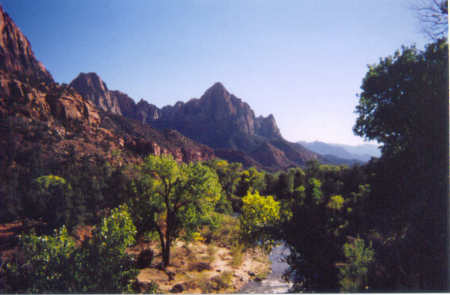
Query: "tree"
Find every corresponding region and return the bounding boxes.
[353,39,448,289]
[414,0,448,40]
[239,191,280,250]
[74,204,138,292]
[30,175,74,230]
[235,167,265,197]
[128,155,221,267]
[206,159,242,213]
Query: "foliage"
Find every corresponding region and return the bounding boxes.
[199,213,240,247]
[31,175,74,230]
[1,226,76,292]
[353,39,448,290]
[74,204,137,292]
[339,237,374,292]
[280,164,370,291]
[235,167,266,197]
[327,195,345,211]
[240,191,280,249]
[1,205,138,292]
[128,154,221,267]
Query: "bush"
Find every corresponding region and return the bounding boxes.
[1,205,138,292]
[339,237,374,292]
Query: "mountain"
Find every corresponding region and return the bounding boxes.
[298,140,380,162]
[70,75,328,171]
[0,8,53,84]
[0,5,214,173]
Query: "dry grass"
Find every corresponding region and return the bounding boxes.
[134,215,270,293]
[230,243,245,268]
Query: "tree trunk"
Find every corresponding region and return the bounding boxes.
[163,239,171,267]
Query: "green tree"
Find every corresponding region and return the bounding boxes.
[235,167,265,197]
[31,175,74,230]
[74,204,138,292]
[206,159,242,213]
[128,155,221,267]
[353,39,448,289]
[240,191,280,250]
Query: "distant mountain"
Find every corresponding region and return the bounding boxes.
[298,141,380,162]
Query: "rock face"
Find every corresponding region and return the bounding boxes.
[70,73,319,170]
[0,4,215,170]
[149,82,282,149]
[0,6,53,84]
[70,73,123,115]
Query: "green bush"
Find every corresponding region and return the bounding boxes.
[339,237,374,292]
[1,204,138,292]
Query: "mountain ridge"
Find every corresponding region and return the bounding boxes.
[70,73,330,170]
[0,5,215,175]
[298,140,380,162]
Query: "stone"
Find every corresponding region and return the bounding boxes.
[170,283,184,293]
[167,271,175,281]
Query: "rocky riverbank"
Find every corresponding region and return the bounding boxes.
[131,240,271,293]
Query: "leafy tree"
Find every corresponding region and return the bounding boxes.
[206,159,242,213]
[74,204,138,292]
[273,171,293,199]
[280,165,372,292]
[235,167,265,197]
[128,155,221,267]
[239,191,280,250]
[353,39,448,290]
[30,175,74,230]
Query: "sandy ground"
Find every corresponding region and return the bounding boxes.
[133,240,270,293]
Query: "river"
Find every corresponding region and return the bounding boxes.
[239,244,293,293]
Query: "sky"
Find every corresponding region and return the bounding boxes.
[0,0,429,145]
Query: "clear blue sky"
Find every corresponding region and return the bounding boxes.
[1,0,428,145]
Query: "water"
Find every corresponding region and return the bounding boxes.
[239,244,293,293]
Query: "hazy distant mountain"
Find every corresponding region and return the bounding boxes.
[298,141,380,162]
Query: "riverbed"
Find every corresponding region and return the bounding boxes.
[239,244,293,293]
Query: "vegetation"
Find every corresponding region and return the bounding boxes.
[339,237,374,292]
[240,191,280,249]
[127,155,222,267]
[0,38,446,293]
[1,205,138,292]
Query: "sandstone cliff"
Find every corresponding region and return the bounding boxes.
[0,5,214,170]
[0,6,53,84]
[69,73,320,170]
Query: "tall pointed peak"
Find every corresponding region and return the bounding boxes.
[210,82,226,91]
[201,82,233,103]
[70,72,108,92]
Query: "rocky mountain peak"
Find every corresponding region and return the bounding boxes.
[0,5,53,84]
[72,72,108,93]
[70,72,123,115]
[204,82,228,96]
